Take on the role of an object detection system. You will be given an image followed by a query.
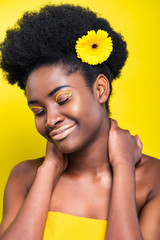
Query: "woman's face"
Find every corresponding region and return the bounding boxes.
[26,65,107,153]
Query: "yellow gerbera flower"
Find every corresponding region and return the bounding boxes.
[75,29,113,65]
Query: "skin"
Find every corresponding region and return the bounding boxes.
[0,65,160,240]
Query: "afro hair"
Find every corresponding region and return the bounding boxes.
[0,4,128,104]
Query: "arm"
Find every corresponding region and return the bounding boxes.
[106,164,143,239]
[0,142,67,240]
[105,119,143,240]
[139,190,160,239]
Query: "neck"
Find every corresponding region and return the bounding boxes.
[67,117,111,177]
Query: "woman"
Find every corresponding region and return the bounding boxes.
[0,4,160,240]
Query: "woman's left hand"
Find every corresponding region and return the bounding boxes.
[108,119,142,169]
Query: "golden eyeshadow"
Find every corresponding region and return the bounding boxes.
[55,91,72,102]
[30,106,43,110]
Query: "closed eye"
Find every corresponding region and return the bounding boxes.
[30,106,45,117]
[57,98,70,106]
[56,91,72,106]
[35,109,45,117]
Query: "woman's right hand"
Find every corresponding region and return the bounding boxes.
[43,141,68,174]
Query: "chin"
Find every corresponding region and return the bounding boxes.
[55,142,81,154]
[53,136,85,154]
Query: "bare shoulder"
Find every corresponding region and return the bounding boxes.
[0,157,44,234]
[136,154,160,199]
[137,154,160,179]
[9,157,44,190]
[12,157,44,173]
[4,157,45,206]
[136,155,160,239]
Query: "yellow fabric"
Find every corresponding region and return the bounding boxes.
[43,212,107,240]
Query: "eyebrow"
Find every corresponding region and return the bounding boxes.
[28,85,72,105]
[47,85,71,97]
[28,100,38,105]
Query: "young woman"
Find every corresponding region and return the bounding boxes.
[0,4,160,240]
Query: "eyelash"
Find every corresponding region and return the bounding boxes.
[33,99,69,117]
[32,95,71,117]
[57,97,70,105]
[35,109,45,117]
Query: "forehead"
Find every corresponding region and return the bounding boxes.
[26,65,90,100]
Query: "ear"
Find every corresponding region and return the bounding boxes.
[93,74,110,104]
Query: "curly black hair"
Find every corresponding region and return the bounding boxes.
[0,4,128,112]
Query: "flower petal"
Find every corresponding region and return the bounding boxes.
[75,29,113,65]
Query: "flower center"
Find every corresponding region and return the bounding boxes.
[92,43,98,49]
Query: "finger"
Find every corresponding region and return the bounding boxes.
[110,118,119,129]
[134,134,143,151]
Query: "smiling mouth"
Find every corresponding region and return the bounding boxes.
[50,123,77,141]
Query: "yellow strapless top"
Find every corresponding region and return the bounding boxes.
[43,212,107,240]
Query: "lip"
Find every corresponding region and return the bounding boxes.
[50,123,77,141]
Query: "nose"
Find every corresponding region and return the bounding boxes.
[46,107,64,128]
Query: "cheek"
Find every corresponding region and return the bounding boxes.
[35,118,46,137]
[68,95,95,119]
[81,98,101,126]
[70,96,102,132]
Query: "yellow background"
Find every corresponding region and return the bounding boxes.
[0,0,159,220]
